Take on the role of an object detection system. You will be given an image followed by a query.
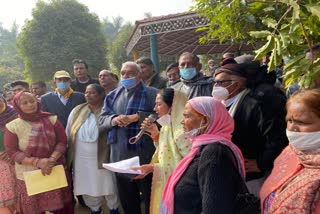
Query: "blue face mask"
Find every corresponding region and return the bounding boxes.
[180,67,197,80]
[56,81,70,91]
[120,77,137,89]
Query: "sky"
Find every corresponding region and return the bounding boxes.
[0,0,194,30]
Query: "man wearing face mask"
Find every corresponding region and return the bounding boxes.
[99,61,158,214]
[172,52,213,99]
[40,70,86,128]
[213,63,285,197]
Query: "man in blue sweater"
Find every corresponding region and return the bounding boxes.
[41,70,86,207]
[41,70,86,128]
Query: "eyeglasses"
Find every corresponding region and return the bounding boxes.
[213,80,234,86]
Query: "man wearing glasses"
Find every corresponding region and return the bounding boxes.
[213,63,287,197]
[172,52,213,99]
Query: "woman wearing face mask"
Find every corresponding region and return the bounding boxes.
[0,95,17,214]
[160,96,247,214]
[133,88,191,213]
[260,88,320,213]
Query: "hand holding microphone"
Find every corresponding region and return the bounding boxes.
[129,114,157,144]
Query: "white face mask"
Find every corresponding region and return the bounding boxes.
[286,129,320,151]
[184,119,206,139]
[211,86,229,101]
[156,114,171,126]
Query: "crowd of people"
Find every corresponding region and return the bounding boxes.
[0,50,319,214]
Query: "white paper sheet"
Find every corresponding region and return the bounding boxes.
[102,156,142,174]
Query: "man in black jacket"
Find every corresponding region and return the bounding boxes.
[213,63,287,196]
[136,57,167,90]
[172,52,213,99]
[71,59,99,93]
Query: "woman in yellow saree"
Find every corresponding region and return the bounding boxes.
[133,88,191,213]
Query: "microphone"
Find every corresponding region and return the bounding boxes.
[129,114,157,144]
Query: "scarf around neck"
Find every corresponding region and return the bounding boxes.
[160,97,245,214]
[55,87,74,99]
[12,91,56,158]
[13,91,53,122]
[103,82,148,149]
[260,145,320,213]
[69,102,95,144]
[228,88,251,117]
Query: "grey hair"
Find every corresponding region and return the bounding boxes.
[121,61,141,73]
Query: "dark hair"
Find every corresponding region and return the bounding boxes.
[86,83,105,95]
[287,88,320,118]
[166,62,179,72]
[221,58,237,66]
[179,52,199,64]
[32,80,46,88]
[222,52,235,59]
[72,59,88,69]
[158,88,174,108]
[136,57,154,66]
[10,80,29,89]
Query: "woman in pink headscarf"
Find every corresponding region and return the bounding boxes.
[160,96,247,214]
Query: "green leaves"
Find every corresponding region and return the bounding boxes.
[249,31,271,39]
[261,18,277,28]
[193,0,320,89]
[254,35,274,60]
[305,4,320,18]
[17,0,107,81]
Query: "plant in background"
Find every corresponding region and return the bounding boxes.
[192,0,320,88]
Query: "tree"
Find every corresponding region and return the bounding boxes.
[17,0,107,81]
[0,65,23,90]
[101,16,124,42]
[108,23,134,71]
[0,22,23,70]
[192,0,320,88]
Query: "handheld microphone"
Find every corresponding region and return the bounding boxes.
[129,114,157,144]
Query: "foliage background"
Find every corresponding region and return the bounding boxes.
[17,0,107,81]
[192,0,320,88]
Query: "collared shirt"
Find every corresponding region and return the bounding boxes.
[225,93,241,108]
[57,92,68,105]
